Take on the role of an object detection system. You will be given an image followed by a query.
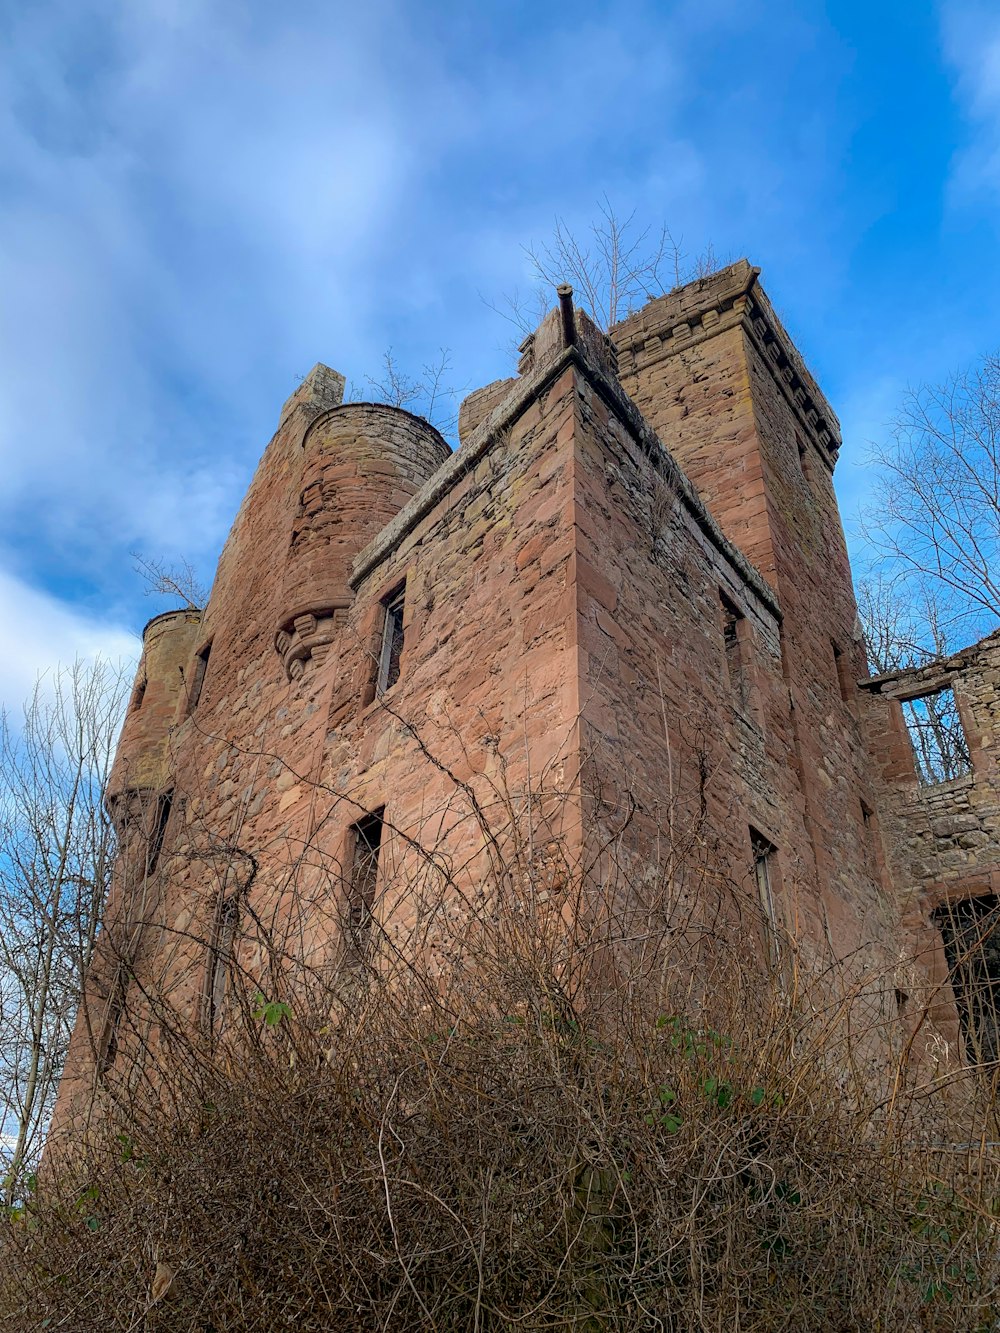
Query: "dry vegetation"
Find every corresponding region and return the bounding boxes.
[2,758,999,1333]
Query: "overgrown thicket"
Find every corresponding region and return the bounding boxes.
[2,779,999,1333]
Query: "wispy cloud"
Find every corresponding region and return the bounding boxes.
[942,0,1000,198]
[7,0,984,709]
[0,570,138,714]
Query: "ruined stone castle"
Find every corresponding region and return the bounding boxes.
[53,261,1000,1132]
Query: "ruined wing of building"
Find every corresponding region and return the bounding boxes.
[50,262,1000,1140]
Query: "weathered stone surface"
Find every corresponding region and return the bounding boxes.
[50,266,1000,1141]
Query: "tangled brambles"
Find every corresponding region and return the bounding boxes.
[4,892,1000,1330]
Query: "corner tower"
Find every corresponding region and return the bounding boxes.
[612,263,881,942]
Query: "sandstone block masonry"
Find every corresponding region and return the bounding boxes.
[52,262,1000,1135]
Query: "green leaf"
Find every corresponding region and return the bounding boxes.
[253,993,293,1026]
[751,1087,766,1107]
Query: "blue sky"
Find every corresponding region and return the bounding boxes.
[2,0,1000,709]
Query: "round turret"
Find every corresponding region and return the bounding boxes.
[107,608,204,805]
[275,403,450,679]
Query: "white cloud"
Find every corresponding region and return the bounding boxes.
[943,1,1000,198]
[0,569,138,715]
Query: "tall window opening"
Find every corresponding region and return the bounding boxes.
[348,810,384,950]
[900,685,971,786]
[145,791,173,876]
[187,640,213,713]
[130,675,147,713]
[207,895,240,1034]
[98,967,129,1075]
[377,585,405,694]
[750,828,780,964]
[934,896,1000,1064]
[720,591,748,709]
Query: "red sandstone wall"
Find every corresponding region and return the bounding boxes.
[55,269,990,1144]
[612,267,894,986]
[567,356,895,1009]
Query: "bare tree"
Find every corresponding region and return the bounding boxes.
[856,574,950,675]
[489,196,721,337]
[0,659,129,1204]
[351,347,461,440]
[861,353,1000,652]
[131,552,208,611]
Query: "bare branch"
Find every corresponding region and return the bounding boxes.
[131,552,207,611]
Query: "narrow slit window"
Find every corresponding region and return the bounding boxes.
[934,896,1000,1065]
[146,791,173,875]
[348,810,384,949]
[859,797,884,880]
[207,895,240,1034]
[900,686,971,786]
[377,586,405,694]
[98,967,128,1074]
[750,828,780,963]
[188,640,213,713]
[130,675,147,713]
[720,591,747,708]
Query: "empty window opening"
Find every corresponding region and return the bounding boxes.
[207,895,240,1034]
[750,828,780,963]
[377,586,405,694]
[720,591,748,708]
[187,640,213,713]
[145,791,173,876]
[832,640,854,705]
[130,675,147,713]
[348,810,384,949]
[900,686,971,786]
[894,987,909,1016]
[98,968,128,1074]
[934,896,1000,1064]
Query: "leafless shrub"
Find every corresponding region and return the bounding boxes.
[488,197,724,339]
[2,729,998,1331]
[131,553,208,612]
[349,347,462,441]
